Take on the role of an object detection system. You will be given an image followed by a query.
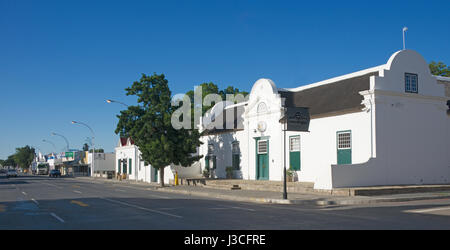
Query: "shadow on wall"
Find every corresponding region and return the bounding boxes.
[206,133,243,179]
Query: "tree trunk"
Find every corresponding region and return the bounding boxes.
[159,167,165,187]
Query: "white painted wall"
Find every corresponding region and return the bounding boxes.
[331,50,450,188]
[115,141,173,184]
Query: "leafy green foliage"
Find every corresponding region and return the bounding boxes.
[429,61,450,77]
[115,73,203,186]
[12,146,35,169]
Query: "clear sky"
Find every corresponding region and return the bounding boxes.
[1,0,449,159]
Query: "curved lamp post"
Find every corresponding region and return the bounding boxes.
[51,132,70,152]
[42,139,57,153]
[72,121,95,177]
[106,99,129,107]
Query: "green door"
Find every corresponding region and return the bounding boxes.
[205,156,210,170]
[337,131,352,164]
[153,167,158,182]
[256,139,269,180]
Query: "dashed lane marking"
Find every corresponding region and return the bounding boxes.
[50,213,65,223]
[100,197,183,219]
[404,206,450,214]
[70,200,89,207]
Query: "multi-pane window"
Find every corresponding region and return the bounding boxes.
[405,73,418,93]
[257,140,268,154]
[289,136,300,152]
[289,135,301,171]
[208,144,214,155]
[337,132,351,149]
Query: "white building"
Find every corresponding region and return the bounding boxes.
[198,50,450,190]
[115,137,173,184]
[89,152,115,177]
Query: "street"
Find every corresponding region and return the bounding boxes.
[1,174,450,230]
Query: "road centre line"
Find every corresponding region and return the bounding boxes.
[100,197,183,219]
[404,206,450,214]
[50,213,65,223]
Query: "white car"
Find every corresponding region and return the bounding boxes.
[6,169,18,178]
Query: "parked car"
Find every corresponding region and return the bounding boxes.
[49,169,61,178]
[6,169,18,178]
[0,169,6,174]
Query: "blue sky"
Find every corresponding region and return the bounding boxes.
[0,0,449,159]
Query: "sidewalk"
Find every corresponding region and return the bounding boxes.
[74,177,450,206]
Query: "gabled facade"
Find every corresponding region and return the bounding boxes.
[114,137,173,184]
[198,50,450,190]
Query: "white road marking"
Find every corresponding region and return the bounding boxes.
[73,190,82,194]
[31,199,39,205]
[115,189,126,192]
[50,213,65,223]
[404,206,450,214]
[22,192,27,196]
[41,182,63,189]
[226,206,256,212]
[100,197,183,219]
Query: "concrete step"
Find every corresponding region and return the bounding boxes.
[200,179,316,193]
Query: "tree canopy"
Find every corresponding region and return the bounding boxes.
[115,73,202,186]
[429,61,450,77]
[12,146,35,169]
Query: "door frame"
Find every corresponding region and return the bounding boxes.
[336,130,352,165]
[255,136,270,180]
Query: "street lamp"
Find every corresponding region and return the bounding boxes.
[51,132,70,152]
[106,99,129,107]
[42,139,57,153]
[72,120,95,177]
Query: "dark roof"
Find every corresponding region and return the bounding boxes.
[119,137,134,147]
[279,72,377,117]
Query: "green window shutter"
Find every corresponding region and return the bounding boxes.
[205,156,210,170]
[129,159,132,175]
[232,154,240,170]
[117,159,121,173]
[212,156,216,170]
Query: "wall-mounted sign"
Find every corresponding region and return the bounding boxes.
[283,107,310,132]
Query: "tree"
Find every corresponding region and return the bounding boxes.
[4,155,16,168]
[429,61,450,77]
[186,83,249,117]
[115,73,202,187]
[12,146,35,170]
[82,143,89,152]
[89,149,104,153]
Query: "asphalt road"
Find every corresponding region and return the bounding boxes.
[1,174,450,230]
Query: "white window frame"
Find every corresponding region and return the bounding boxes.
[289,135,300,152]
[337,132,351,150]
[257,140,268,154]
[405,73,418,93]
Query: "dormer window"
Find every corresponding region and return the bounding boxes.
[405,73,418,93]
